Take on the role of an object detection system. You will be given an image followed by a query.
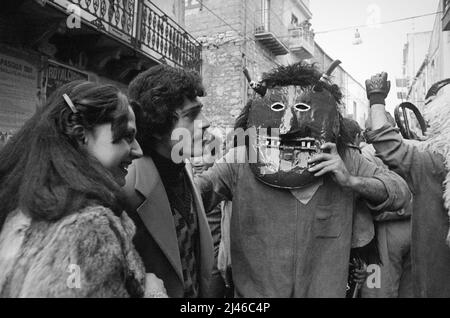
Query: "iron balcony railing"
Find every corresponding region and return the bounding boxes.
[289,26,314,47]
[47,0,202,72]
[139,0,201,72]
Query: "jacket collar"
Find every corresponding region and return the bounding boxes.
[130,157,214,290]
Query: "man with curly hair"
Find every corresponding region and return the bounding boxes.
[195,61,411,297]
[123,65,214,298]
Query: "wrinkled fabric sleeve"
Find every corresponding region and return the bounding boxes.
[365,124,422,192]
[345,147,411,213]
[194,148,242,214]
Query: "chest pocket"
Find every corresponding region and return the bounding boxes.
[312,181,346,239]
[314,204,343,238]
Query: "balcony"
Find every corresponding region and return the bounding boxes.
[443,0,450,31]
[139,1,201,72]
[46,0,202,72]
[289,25,315,59]
[254,9,289,56]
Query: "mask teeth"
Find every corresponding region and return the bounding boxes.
[257,136,280,147]
[257,136,320,151]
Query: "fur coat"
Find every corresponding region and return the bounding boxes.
[0,206,146,298]
[366,115,450,296]
[420,97,450,246]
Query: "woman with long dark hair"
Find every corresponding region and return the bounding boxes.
[0,81,166,297]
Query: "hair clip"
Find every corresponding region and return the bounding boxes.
[63,94,78,114]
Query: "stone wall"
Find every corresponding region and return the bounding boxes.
[185,0,291,128]
[198,30,244,128]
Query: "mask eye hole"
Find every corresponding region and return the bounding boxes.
[271,102,285,112]
[294,103,311,112]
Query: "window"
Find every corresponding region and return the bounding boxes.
[185,0,202,10]
[291,14,299,27]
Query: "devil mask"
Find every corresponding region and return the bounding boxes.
[243,61,343,189]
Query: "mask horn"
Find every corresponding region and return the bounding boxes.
[425,78,450,103]
[243,67,267,97]
[320,59,342,84]
[394,102,427,140]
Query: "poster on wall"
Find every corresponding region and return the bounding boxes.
[43,60,89,99]
[0,52,39,133]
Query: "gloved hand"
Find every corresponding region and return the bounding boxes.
[365,72,391,106]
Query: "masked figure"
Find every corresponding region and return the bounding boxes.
[247,67,341,189]
[196,61,410,297]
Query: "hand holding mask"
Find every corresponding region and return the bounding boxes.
[243,61,344,189]
[307,143,352,188]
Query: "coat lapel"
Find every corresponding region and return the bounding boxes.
[185,161,214,294]
[132,157,184,283]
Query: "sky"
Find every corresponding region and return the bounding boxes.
[310,0,440,110]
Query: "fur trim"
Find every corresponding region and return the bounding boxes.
[0,210,31,291]
[0,206,145,297]
[419,99,450,247]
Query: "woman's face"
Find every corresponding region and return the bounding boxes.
[84,106,143,186]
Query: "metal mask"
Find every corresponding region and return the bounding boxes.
[247,84,340,189]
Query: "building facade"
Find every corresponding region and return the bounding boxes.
[0,0,201,137]
[185,0,313,127]
[184,0,367,128]
[403,32,433,84]
[399,31,432,110]
[312,43,368,128]
[404,0,450,111]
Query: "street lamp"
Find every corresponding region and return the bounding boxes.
[353,29,363,45]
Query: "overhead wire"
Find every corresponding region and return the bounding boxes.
[199,2,442,40]
[315,11,443,35]
[194,3,443,78]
